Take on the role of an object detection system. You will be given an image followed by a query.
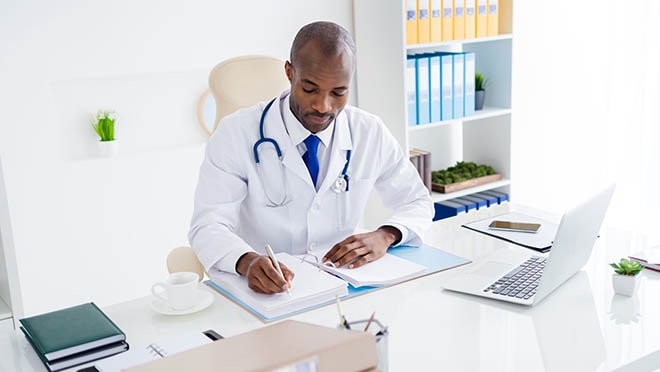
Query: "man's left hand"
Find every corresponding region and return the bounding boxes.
[322,226,401,269]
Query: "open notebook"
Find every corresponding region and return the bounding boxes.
[207,245,470,321]
[208,253,348,321]
[305,250,427,288]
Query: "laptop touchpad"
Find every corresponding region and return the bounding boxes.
[471,261,512,277]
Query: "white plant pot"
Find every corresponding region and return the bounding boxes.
[97,140,118,158]
[612,273,640,297]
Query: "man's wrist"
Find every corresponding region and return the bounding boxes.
[236,252,260,276]
[377,225,403,246]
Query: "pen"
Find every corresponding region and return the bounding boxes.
[265,244,291,297]
[363,311,376,332]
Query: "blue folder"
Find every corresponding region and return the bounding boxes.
[206,244,470,322]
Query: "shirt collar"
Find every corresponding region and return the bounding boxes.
[282,94,334,148]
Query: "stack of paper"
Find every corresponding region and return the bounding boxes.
[208,253,348,320]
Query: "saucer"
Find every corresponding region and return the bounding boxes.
[150,289,214,315]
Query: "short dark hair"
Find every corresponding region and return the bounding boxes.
[290,21,356,66]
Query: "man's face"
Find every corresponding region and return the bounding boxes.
[285,41,354,133]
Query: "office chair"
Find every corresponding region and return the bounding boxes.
[207,54,290,133]
[171,55,289,278]
[166,246,206,281]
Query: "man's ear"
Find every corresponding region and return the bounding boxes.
[284,61,293,83]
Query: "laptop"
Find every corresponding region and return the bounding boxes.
[443,184,615,306]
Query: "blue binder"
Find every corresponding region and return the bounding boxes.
[452,53,465,118]
[429,54,442,122]
[480,190,510,203]
[464,52,476,117]
[451,197,478,211]
[458,194,488,209]
[433,200,467,221]
[472,192,499,207]
[416,54,431,124]
[406,55,418,125]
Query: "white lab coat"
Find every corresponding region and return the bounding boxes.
[189,92,434,274]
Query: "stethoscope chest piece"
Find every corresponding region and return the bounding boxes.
[331,174,349,193]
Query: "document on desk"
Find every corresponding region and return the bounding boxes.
[94,330,219,372]
[207,252,348,321]
[305,251,427,288]
[461,212,559,253]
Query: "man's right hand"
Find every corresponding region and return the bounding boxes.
[236,252,294,294]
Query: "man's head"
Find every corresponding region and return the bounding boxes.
[285,21,356,133]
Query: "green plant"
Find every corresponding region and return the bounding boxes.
[91,109,116,141]
[610,258,643,276]
[431,161,496,185]
[475,72,489,91]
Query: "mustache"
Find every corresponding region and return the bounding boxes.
[306,111,334,120]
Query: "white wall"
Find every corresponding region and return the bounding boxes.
[511,1,660,242]
[0,0,354,316]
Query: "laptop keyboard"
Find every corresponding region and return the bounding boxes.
[483,256,547,300]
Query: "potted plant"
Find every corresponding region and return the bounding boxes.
[610,258,643,296]
[475,72,489,111]
[92,109,118,157]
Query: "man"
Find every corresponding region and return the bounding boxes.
[189,21,433,294]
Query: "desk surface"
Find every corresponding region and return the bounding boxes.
[2,204,660,372]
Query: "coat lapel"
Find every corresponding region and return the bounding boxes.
[318,111,353,194]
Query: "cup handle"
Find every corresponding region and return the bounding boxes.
[151,283,168,302]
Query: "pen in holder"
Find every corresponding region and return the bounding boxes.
[339,318,389,372]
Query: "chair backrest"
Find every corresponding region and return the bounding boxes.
[208,55,290,132]
[167,246,207,281]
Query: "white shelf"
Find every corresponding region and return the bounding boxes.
[406,34,513,54]
[408,106,512,132]
[431,179,511,203]
[354,0,514,225]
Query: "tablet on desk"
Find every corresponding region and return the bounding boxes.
[488,220,541,233]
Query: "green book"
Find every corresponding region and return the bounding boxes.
[19,302,126,362]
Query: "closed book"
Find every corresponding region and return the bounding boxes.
[476,0,488,37]
[440,53,454,120]
[406,55,418,125]
[452,53,465,118]
[31,340,129,372]
[465,0,476,39]
[416,54,431,124]
[19,302,125,362]
[487,0,499,36]
[453,0,466,40]
[429,54,442,122]
[430,0,442,42]
[417,0,431,43]
[441,0,453,41]
[412,148,433,192]
[463,52,476,117]
[405,0,418,44]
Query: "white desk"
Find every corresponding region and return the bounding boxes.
[2,204,660,371]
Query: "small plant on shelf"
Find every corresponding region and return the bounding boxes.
[475,72,489,111]
[610,258,643,276]
[475,72,489,91]
[91,109,116,142]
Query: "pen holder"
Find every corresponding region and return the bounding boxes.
[341,318,389,372]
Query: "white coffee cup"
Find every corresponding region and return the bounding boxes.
[151,271,200,310]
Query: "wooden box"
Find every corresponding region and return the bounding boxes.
[431,173,502,193]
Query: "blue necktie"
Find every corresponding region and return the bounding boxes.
[302,135,320,187]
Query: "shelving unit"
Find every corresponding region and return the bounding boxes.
[354,0,513,206]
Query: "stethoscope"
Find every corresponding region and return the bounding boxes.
[253,96,352,207]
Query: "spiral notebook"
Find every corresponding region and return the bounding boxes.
[94,330,221,372]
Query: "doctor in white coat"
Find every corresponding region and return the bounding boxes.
[189,21,434,294]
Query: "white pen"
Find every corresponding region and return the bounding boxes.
[264,244,291,297]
